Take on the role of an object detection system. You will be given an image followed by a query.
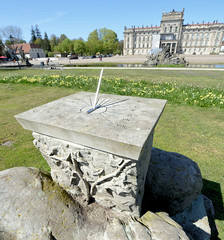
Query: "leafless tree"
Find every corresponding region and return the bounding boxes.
[0,25,23,43]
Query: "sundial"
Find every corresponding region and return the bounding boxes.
[15,69,167,160]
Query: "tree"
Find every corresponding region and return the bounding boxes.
[99,28,118,54]
[49,34,59,52]
[30,25,36,43]
[5,39,13,45]
[43,32,51,52]
[73,38,86,55]
[54,38,73,54]
[0,25,23,43]
[86,29,102,55]
[35,25,42,39]
[86,28,119,55]
[0,39,4,56]
[34,38,43,48]
[117,40,124,55]
[59,34,67,43]
[62,38,73,53]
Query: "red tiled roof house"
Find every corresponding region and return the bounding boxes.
[6,43,45,59]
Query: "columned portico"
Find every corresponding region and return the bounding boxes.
[160,41,178,53]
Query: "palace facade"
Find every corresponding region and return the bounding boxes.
[123,9,224,55]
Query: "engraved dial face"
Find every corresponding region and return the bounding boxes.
[79,96,131,129]
[57,92,163,136]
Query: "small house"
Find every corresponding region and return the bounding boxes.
[6,43,45,59]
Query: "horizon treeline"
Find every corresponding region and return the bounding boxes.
[0,25,123,57]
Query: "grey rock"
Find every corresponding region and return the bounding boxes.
[137,211,189,240]
[143,147,203,215]
[1,141,14,146]
[0,167,83,240]
[103,211,189,240]
[0,167,190,240]
[172,195,211,240]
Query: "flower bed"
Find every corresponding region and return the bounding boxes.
[0,74,223,108]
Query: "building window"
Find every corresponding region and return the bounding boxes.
[164,27,167,33]
[175,26,178,32]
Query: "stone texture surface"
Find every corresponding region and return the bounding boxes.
[33,132,153,216]
[0,167,83,240]
[138,211,189,240]
[144,46,188,66]
[172,195,211,240]
[0,167,190,240]
[143,147,203,215]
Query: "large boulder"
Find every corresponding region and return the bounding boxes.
[0,167,84,240]
[143,148,203,215]
[0,167,189,240]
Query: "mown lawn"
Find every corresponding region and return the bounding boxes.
[0,68,223,239]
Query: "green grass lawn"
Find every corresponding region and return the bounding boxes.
[0,68,223,239]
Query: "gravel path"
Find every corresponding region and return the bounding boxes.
[29,54,224,66]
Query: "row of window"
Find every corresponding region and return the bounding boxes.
[164,26,178,33]
[183,32,221,41]
[184,47,219,54]
[184,28,223,32]
[182,39,221,47]
[126,30,222,41]
[126,39,221,49]
[127,37,153,43]
[126,43,151,48]
[182,41,209,47]
[126,35,222,46]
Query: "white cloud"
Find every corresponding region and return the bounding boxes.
[57,11,67,17]
[35,11,67,26]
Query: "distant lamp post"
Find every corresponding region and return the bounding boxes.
[9,35,21,69]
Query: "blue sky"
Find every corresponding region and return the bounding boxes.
[1,0,223,42]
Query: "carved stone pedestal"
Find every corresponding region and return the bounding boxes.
[15,92,166,216]
[33,132,154,215]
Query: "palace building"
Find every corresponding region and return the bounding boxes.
[123,9,224,55]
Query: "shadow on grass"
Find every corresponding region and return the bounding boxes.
[0,69,18,72]
[202,179,224,239]
[202,179,224,221]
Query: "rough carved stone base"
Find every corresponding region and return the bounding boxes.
[33,132,153,216]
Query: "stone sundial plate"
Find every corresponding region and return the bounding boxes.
[15,92,167,160]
